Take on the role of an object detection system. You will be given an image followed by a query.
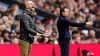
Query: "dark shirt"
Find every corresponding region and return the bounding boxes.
[57,16,86,40]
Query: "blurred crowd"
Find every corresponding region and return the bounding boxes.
[0,0,100,44]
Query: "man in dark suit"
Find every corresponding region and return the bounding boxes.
[19,1,44,56]
[57,8,93,56]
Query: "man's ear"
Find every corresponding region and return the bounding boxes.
[62,11,64,15]
[26,5,28,8]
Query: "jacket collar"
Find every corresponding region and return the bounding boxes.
[60,15,66,18]
[59,15,67,20]
[23,9,34,17]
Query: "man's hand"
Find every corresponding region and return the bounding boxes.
[36,33,50,37]
[86,21,93,26]
[36,33,42,36]
[42,34,49,37]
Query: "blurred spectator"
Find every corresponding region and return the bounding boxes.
[82,49,94,56]
[0,4,7,12]
[82,49,90,56]
[4,40,11,44]
[0,37,4,44]
[37,1,44,10]
[1,30,10,41]
[71,30,82,44]
[98,38,100,44]
[42,3,51,13]
[88,30,98,44]
[4,4,19,20]
[35,16,45,31]
[11,36,19,44]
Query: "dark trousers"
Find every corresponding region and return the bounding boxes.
[58,38,70,56]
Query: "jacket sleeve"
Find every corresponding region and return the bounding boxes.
[22,13,37,35]
[63,18,86,27]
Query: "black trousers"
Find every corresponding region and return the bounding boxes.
[58,38,70,56]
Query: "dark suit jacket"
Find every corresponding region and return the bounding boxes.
[57,16,86,40]
[20,9,43,43]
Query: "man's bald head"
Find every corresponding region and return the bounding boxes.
[25,0,34,10]
[25,0,33,6]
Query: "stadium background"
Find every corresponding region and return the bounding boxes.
[0,0,100,56]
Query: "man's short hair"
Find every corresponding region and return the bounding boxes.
[60,8,65,15]
[60,8,69,15]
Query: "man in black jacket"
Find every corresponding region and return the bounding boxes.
[19,1,44,56]
[57,8,93,56]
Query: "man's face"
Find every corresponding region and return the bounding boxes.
[62,8,69,17]
[26,1,34,10]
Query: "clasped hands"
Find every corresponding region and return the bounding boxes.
[36,33,49,37]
